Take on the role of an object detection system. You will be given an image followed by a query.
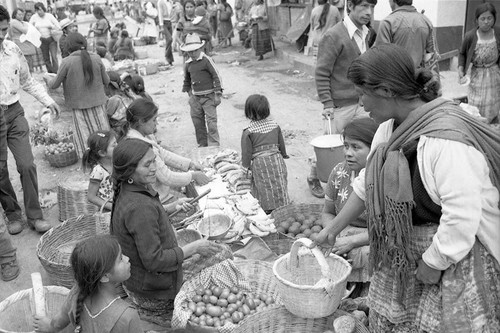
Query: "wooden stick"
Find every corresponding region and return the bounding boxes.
[31,272,46,317]
[169,188,211,218]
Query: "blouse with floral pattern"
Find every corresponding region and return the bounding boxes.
[324,161,367,228]
[90,164,113,202]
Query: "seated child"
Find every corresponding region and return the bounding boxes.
[33,235,142,332]
[97,46,114,71]
[82,131,117,211]
[113,30,136,61]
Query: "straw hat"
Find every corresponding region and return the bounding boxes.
[59,18,75,30]
[180,33,205,52]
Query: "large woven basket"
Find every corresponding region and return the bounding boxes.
[37,214,107,288]
[234,307,369,333]
[58,179,98,221]
[234,260,281,301]
[45,148,78,168]
[0,286,74,333]
[273,238,352,319]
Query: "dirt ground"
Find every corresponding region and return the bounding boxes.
[0,41,326,304]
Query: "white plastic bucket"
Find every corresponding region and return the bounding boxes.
[310,134,344,183]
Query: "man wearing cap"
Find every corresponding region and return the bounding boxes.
[59,17,77,58]
[181,33,223,147]
[0,5,61,234]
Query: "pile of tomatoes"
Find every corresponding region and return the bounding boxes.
[186,286,276,327]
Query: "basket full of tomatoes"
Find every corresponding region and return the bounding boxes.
[45,141,77,168]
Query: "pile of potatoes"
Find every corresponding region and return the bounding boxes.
[276,213,324,241]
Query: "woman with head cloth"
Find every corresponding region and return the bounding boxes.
[110,138,218,327]
[321,117,378,292]
[315,43,500,332]
[48,33,110,158]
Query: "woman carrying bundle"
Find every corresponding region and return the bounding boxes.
[48,32,110,157]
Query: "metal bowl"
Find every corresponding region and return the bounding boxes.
[197,214,232,240]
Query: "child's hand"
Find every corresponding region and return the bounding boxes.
[33,315,53,332]
[214,93,221,106]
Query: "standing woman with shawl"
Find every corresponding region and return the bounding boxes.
[315,44,500,332]
[248,0,273,60]
[217,0,234,47]
[309,0,341,57]
[48,33,110,157]
[458,2,500,124]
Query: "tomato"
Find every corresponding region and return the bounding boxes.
[202,295,211,303]
[217,299,228,307]
[224,318,233,326]
[204,289,213,296]
[194,306,205,317]
[188,301,197,312]
[265,296,274,305]
[236,292,244,301]
[191,316,200,324]
[227,304,237,314]
[231,311,243,323]
[206,305,223,317]
[230,286,239,294]
[192,295,202,303]
[220,289,231,299]
[199,320,206,326]
[223,311,230,319]
[235,300,243,308]
[227,294,238,304]
[209,295,218,305]
[214,320,222,328]
[212,286,222,297]
[254,298,261,307]
[241,304,251,315]
[245,298,256,310]
[205,317,214,326]
[195,287,205,296]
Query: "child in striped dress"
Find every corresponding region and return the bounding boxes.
[241,94,290,213]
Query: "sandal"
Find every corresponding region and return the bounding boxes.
[307,177,324,198]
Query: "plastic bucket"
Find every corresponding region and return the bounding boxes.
[310,134,344,183]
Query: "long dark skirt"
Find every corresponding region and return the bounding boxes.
[251,25,272,56]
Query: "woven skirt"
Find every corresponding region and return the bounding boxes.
[123,285,174,327]
[368,225,500,333]
[469,64,500,123]
[251,25,272,56]
[72,104,110,158]
[250,145,290,211]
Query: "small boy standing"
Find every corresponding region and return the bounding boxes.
[181,33,223,147]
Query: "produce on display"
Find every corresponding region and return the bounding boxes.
[276,213,324,241]
[332,315,357,333]
[44,142,75,155]
[184,285,275,328]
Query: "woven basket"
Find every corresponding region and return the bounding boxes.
[45,148,78,168]
[0,286,74,333]
[273,238,352,319]
[270,203,324,230]
[234,260,282,302]
[57,179,98,221]
[234,307,369,333]
[37,215,106,288]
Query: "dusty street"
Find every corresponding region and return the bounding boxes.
[0,43,325,300]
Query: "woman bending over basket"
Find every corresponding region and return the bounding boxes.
[33,235,143,332]
[117,98,210,210]
[315,44,500,332]
[321,117,378,292]
[110,138,219,327]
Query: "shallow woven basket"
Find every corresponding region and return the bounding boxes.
[273,238,352,319]
[37,214,106,288]
[45,148,78,168]
[58,179,98,221]
[0,286,73,333]
[235,307,369,333]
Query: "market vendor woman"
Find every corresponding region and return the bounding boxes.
[321,117,378,288]
[315,44,500,332]
[110,138,219,326]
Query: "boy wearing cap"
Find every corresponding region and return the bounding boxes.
[181,33,222,147]
[59,18,77,58]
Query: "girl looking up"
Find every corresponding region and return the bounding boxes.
[33,235,142,332]
[241,94,289,213]
[82,131,117,211]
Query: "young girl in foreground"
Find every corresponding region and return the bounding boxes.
[82,131,117,211]
[33,235,142,332]
[241,94,290,213]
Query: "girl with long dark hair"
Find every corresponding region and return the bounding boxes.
[48,33,110,157]
[309,0,341,56]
